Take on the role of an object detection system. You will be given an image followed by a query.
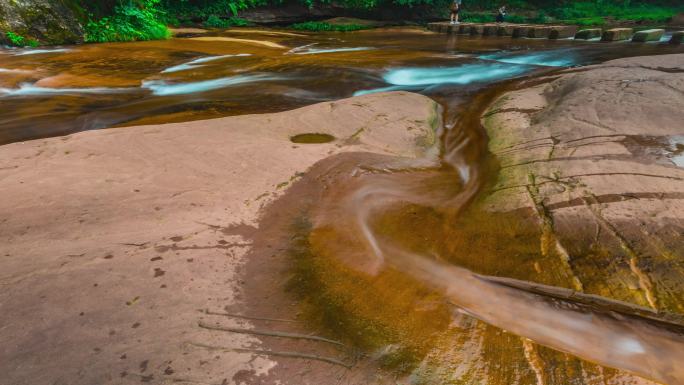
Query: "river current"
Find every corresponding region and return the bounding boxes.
[1,27,680,145]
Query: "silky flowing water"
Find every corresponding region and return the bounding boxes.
[2,28,683,384]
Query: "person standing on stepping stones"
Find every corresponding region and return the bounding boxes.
[450,0,462,24]
[496,5,507,23]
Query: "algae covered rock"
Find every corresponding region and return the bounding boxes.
[671,31,684,45]
[527,26,551,38]
[549,25,577,39]
[482,24,499,36]
[632,29,665,42]
[601,28,633,41]
[0,0,84,45]
[512,25,532,38]
[497,24,516,36]
[575,28,602,39]
[469,24,485,35]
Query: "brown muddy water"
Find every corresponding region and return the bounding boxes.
[1,28,681,145]
[2,27,684,384]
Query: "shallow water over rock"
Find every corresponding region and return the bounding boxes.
[290,133,336,143]
[1,27,681,145]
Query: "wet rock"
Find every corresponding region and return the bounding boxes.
[482,53,684,314]
[468,25,486,35]
[497,24,517,36]
[527,26,551,38]
[0,91,441,385]
[671,31,684,44]
[601,28,633,41]
[482,24,499,36]
[575,28,602,40]
[447,24,460,33]
[512,26,532,38]
[0,0,83,45]
[632,29,665,42]
[549,25,578,39]
[670,12,684,27]
[455,23,475,34]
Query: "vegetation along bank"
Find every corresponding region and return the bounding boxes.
[0,0,683,46]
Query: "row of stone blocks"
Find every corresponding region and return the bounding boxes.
[576,27,684,43]
[427,22,684,44]
[427,23,579,39]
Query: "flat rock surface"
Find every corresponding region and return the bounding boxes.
[483,54,684,313]
[0,91,440,385]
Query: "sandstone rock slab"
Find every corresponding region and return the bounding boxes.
[575,28,602,39]
[482,24,500,35]
[482,54,684,317]
[0,91,441,385]
[601,28,633,41]
[549,25,578,39]
[455,23,476,34]
[528,26,551,38]
[632,29,665,42]
[497,24,517,36]
[512,26,533,38]
[469,24,486,35]
[671,31,684,44]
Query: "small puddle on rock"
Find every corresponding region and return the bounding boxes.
[290,133,335,144]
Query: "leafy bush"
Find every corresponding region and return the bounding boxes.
[461,13,495,23]
[530,10,553,23]
[291,21,368,32]
[53,0,684,45]
[5,31,39,47]
[461,1,682,26]
[160,0,267,20]
[203,14,249,28]
[548,1,681,25]
[160,13,182,27]
[505,14,526,23]
[84,0,170,43]
[573,16,607,26]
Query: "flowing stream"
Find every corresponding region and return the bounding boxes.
[2,27,684,383]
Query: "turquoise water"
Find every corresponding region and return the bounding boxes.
[479,50,577,67]
[141,74,283,96]
[354,50,578,95]
[0,84,134,96]
[1,29,681,144]
[161,53,252,73]
[288,46,374,55]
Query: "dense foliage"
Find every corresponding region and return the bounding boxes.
[5,31,39,47]
[291,21,368,31]
[84,0,170,43]
[67,0,684,44]
[160,0,267,19]
[203,15,249,27]
[549,1,678,24]
[462,1,679,25]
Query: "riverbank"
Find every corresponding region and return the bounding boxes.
[1,0,683,46]
[0,91,440,384]
[460,53,684,383]
[245,53,684,384]
[481,53,684,310]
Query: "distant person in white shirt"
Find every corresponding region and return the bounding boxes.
[450,0,462,25]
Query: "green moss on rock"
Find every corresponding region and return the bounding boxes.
[0,0,84,45]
